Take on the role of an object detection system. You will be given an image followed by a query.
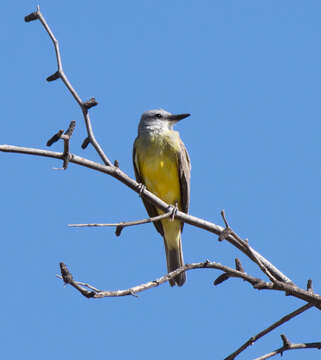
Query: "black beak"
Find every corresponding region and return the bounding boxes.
[168,113,190,122]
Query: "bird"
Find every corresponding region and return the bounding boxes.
[133,109,191,286]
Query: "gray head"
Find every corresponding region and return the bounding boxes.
[138,109,190,134]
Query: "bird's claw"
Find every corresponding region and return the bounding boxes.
[137,183,146,197]
[169,202,178,221]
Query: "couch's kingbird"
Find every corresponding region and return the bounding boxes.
[133,109,191,286]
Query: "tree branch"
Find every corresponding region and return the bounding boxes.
[254,336,321,360]
[0,143,294,287]
[55,260,321,307]
[224,303,314,360]
[68,209,176,237]
[25,6,112,166]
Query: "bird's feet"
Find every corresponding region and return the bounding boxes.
[137,183,146,197]
[169,202,178,221]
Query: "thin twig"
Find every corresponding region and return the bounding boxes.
[54,258,321,306]
[68,210,173,228]
[224,303,314,360]
[220,210,279,284]
[28,7,112,167]
[59,262,95,298]
[254,337,321,360]
[57,260,262,298]
[56,274,101,293]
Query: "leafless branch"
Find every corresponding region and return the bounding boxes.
[0,143,294,286]
[219,210,278,284]
[54,260,321,307]
[25,6,112,166]
[224,303,314,360]
[254,336,321,360]
[46,120,76,170]
[69,208,175,237]
[2,144,321,309]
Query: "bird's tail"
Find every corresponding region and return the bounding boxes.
[164,232,186,287]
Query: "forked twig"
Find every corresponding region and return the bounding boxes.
[220,210,279,284]
[55,260,321,307]
[254,336,321,360]
[224,303,314,360]
[69,208,176,236]
[25,6,112,167]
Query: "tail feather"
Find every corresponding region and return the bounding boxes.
[164,235,186,287]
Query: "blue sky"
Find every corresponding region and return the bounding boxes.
[1,1,320,359]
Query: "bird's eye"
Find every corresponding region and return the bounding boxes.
[155,113,162,118]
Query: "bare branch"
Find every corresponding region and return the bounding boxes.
[235,258,245,273]
[29,7,112,166]
[307,278,313,292]
[59,262,95,298]
[254,337,321,360]
[224,303,314,360]
[68,209,174,234]
[55,258,321,306]
[46,130,64,146]
[0,144,304,288]
[46,120,76,170]
[57,260,263,298]
[220,210,280,284]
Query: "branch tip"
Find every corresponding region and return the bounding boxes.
[221,209,230,228]
[214,273,230,286]
[281,334,291,347]
[46,130,64,146]
[46,71,60,82]
[81,137,90,149]
[235,258,245,273]
[24,11,39,22]
[307,279,313,292]
[218,210,233,242]
[114,160,119,168]
[59,262,73,284]
[115,225,124,236]
[83,98,98,110]
[64,120,76,137]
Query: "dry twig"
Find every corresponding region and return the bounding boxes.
[254,335,321,360]
[53,260,321,307]
[68,206,177,237]
[25,6,111,167]
[224,303,314,360]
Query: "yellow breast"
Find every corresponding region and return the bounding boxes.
[134,131,181,208]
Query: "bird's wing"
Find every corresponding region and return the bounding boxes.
[177,138,191,231]
[132,141,164,236]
